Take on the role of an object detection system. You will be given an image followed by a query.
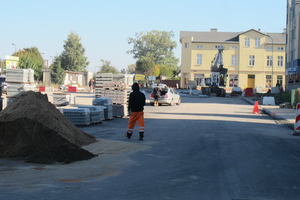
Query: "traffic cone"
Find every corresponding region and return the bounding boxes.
[253,101,259,114]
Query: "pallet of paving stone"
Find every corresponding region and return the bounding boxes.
[59,108,91,126]
[92,97,112,106]
[112,104,128,117]
[104,104,113,120]
[75,105,105,122]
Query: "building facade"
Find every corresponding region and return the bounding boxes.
[180,29,286,91]
[64,70,93,86]
[286,0,300,85]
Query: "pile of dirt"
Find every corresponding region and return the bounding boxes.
[0,91,97,164]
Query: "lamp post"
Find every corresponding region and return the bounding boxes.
[266,34,274,87]
[12,43,17,53]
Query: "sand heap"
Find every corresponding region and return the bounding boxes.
[0,91,97,164]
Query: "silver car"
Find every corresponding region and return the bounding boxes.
[150,87,181,106]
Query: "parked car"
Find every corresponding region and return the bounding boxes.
[150,85,181,106]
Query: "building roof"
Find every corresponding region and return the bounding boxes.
[180,29,286,44]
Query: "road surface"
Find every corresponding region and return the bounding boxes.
[0,95,299,200]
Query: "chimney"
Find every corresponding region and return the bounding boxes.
[283,28,286,33]
[210,28,217,32]
[258,28,261,32]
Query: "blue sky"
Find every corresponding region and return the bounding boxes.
[0,0,287,73]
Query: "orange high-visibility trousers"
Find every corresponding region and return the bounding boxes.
[127,111,144,133]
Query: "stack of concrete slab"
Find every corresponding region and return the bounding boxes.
[6,69,34,83]
[94,74,133,118]
[95,74,134,98]
[53,93,75,106]
[101,89,130,104]
[6,69,36,105]
[95,73,113,87]
[7,83,36,97]
[112,74,134,86]
[75,105,105,123]
[59,108,91,126]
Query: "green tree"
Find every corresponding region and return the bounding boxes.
[127,64,136,74]
[159,64,174,77]
[127,30,179,66]
[13,47,44,80]
[50,57,65,84]
[99,59,119,74]
[60,31,89,72]
[136,56,154,79]
[153,65,160,77]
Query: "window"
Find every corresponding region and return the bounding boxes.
[249,55,255,66]
[267,56,273,67]
[267,46,273,51]
[255,38,260,47]
[231,55,237,66]
[278,47,284,51]
[229,74,238,87]
[197,45,203,49]
[232,46,237,49]
[197,54,202,65]
[185,43,189,49]
[266,75,272,88]
[245,38,250,47]
[278,56,283,67]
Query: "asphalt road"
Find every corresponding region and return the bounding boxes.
[1,95,300,200]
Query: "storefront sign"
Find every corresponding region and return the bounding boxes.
[135,74,145,80]
[5,55,19,69]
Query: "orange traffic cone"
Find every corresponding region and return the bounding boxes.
[253,101,259,114]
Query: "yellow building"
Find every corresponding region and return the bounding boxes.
[180,29,286,91]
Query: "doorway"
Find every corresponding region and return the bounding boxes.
[247,75,255,88]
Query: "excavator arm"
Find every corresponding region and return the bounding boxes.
[211,44,228,74]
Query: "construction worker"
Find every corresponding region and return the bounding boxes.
[125,82,146,140]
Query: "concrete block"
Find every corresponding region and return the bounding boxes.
[271,87,280,94]
[263,97,275,105]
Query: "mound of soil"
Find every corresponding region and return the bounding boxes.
[0,91,97,164]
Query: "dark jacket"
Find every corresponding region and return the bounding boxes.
[153,87,161,97]
[128,83,146,112]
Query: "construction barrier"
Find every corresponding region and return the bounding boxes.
[39,86,45,92]
[294,103,300,131]
[68,86,77,92]
[244,88,253,97]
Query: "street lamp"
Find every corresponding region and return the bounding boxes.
[12,43,17,53]
[266,34,274,87]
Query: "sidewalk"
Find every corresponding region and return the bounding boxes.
[177,90,297,125]
[242,97,296,130]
